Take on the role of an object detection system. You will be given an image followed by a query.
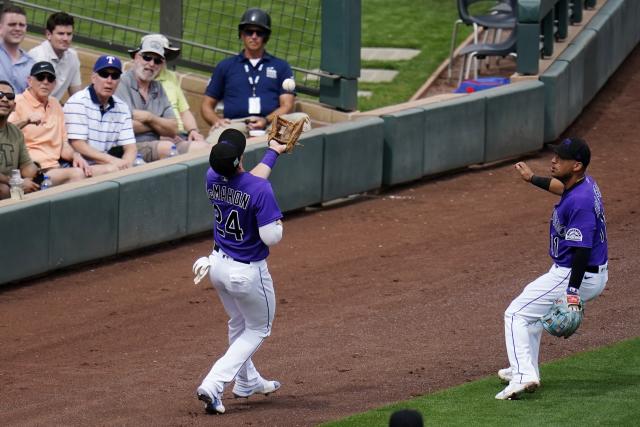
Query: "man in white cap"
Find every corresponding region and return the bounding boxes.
[115,36,182,162]
[144,34,207,146]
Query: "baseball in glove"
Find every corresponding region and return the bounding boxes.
[540,293,584,339]
[267,116,310,153]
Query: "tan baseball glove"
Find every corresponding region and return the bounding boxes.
[267,116,311,153]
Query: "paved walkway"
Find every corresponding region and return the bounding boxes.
[359,47,420,93]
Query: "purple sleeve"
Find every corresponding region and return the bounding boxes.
[204,66,224,99]
[255,181,282,227]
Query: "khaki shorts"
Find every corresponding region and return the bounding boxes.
[136,140,162,163]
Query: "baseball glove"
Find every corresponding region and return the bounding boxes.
[267,116,310,153]
[540,294,584,339]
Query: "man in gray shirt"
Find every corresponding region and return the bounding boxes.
[115,36,177,162]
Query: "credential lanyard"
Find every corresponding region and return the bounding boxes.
[244,63,263,96]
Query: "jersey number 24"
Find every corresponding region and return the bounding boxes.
[214,205,244,241]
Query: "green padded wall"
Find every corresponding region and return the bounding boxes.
[586,11,614,93]
[0,199,50,285]
[540,60,570,142]
[322,117,384,202]
[422,94,485,174]
[184,155,212,235]
[49,182,119,269]
[381,108,425,186]
[242,143,261,171]
[569,29,598,107]
[253,131,325,212]
[557,39,586,125]
[483,81,545,162]
[596,0,625,72]
[115,164,188,253]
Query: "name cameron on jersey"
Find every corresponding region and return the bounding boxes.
[208,184,251,209]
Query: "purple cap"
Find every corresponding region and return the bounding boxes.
[554,138,591,168]
[93,55,123,73]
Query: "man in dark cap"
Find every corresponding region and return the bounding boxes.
[193,130,289,415]
[9,61,90,186]
[496,138,609,400]
[201,7,308,143]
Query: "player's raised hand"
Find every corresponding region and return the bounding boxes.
[515,162,534,182]
[268,139,287,155]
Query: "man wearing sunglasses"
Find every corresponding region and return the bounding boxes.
[201,8,308,144]
[0,5,35,94]
[0,80,39,199]
[28,12,82,101]
[9,61,90,187]
[63,55,137,175]
[115,36,179,162]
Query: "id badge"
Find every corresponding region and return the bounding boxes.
[248,96,261,115]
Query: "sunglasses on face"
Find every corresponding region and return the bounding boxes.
[97,69,121,80]
[0,91,16,100]
[35,73,56,83]
[141,54,164,65]
[243,28,266,38]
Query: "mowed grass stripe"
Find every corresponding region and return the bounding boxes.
[321,337,640,426]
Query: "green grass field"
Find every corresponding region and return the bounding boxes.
[320,337,640,426]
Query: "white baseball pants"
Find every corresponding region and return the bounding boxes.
[200,249,276,395]
[504,263,608,384]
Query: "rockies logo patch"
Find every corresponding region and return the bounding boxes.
[565,228,583,242]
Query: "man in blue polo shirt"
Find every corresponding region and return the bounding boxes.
[201,8,308,144]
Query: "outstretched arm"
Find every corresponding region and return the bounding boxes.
[515,162,564,195]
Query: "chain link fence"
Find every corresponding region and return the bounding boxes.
[12,0,323,95]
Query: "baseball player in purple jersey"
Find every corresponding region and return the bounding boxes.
[193,128,287,414]
[496,138,608,400]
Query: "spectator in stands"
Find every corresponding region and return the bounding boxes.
[0,5,34,94]
[0,80,38,199]
[201,7,309,143]
[28,11,82,101]
[63,55,137,175]
[135,33,208,150]
[116,36,179,162]
[9,61,89,186]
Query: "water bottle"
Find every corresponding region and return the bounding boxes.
[8,169,24,200]
[133,153,146,167]
[40,174,52,190]
[168,144,178,157]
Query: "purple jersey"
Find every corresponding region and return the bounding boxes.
[549,175,608,267]
[206,168,282,262]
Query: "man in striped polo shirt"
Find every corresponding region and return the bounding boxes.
[63,55,136,176]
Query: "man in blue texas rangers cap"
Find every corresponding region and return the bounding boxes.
[61,54,137,175]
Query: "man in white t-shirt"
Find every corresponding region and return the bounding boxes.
[28,11,81,101]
